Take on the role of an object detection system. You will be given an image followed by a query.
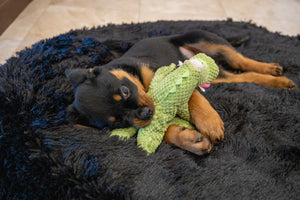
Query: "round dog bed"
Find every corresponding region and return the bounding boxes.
[0,20,299,200]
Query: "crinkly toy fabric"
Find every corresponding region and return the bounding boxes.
[111,53,219,154]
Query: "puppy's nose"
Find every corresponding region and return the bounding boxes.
[139,107,154,120]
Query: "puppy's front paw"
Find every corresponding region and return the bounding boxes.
[189,90,225,144]
[165,125,212,155]
[195,113,225,144]
[178,129,213,155]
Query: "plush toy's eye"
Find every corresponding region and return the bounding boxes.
[120,86,131,99]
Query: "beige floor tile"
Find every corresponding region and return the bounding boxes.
[253,18,300,36]
[0,39,23,64]
[50,0,139,9]
[20,1,139,41]
[220,0,300,35]
[21,5,103,40]
[0,0,51,64]
[139,0,227,22]
[221,0,300,21]
[48,0,140,25]
[0,0,51,40]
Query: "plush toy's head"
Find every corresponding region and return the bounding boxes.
[111,53,219,154]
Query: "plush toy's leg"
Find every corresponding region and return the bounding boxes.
[164,125,212,155]
[188,90,225,144]
[212,70,296,89]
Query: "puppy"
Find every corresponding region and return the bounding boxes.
[66,30,296,155]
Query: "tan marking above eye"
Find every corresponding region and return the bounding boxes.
[110,70,145,91]
[108,116,116,122]
[110,69,154,107]
[113,94,122,101]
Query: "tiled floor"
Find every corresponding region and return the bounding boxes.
[1,0,300,64]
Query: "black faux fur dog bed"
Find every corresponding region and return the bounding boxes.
[1,20,299,200]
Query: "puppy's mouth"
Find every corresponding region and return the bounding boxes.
[133,93,155,128]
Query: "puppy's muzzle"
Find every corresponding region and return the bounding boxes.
[138,106,154,121]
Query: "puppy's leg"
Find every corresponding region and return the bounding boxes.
[185,41,284,76]
[164,125,212,155]
[188,90,225,144]
[184,42,296,88]
[213,70,296,89]
[210,43,283,76]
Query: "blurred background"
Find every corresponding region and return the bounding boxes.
[1,0,300,64]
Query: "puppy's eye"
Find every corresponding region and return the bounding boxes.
[120,86,131,99]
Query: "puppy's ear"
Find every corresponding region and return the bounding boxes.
[65,69,88,87]
[86,67,102,80]
[65,67,102,87]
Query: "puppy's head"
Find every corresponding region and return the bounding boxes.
[66,67,154,129]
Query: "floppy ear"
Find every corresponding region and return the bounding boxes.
[65,69,88,88]
[65,67,103,87]
[86,67,102,80]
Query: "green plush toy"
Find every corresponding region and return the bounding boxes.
[111,53,219,154]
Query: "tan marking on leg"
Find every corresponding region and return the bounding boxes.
[212,71,296,89]
[186,41,283,76]
[74,124,96,130]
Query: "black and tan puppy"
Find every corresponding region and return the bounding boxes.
[66,30,296,155]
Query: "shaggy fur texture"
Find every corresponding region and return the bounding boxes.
[0,20,299,200]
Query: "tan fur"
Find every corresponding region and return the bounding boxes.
[140,65,155,91]
[113,94,122,101]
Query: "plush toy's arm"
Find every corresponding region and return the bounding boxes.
[110,127,137,141]
[169,117,195,130]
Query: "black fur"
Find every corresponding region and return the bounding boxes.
[0,20,299,200]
